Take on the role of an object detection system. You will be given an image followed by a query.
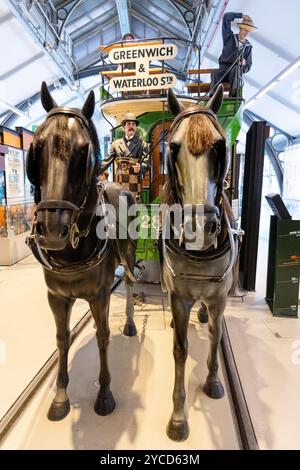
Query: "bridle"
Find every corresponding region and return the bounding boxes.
[163,105,244,282]
[28,108,97,250]
[168,105,227,215]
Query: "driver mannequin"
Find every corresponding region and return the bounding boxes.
[102,113,150,199]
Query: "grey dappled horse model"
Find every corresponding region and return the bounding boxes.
[161,85,241,441]
[26,82,137,421]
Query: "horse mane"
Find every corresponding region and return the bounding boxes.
[186,113,225,156]
[162,175,177,206]
[34,113,101,171]
[163,111,227,205]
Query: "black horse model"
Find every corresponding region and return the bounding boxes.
[161,85,243,441]
[26,82,137,421]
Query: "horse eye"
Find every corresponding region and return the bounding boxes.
[170,142,180,157]
[79,144,88,156]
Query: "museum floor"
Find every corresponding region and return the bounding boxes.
[1,244,300,450]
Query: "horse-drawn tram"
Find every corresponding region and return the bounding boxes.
[1,38,257,450]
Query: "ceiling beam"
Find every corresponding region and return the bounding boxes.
[165,0,192,37]
[245,55,300,109]
[5,0,75,85]
[71,9,118,43]
[76,50,102,71]
[16,80,102,129]
[115,0,130,36]
[55,1,76,8]
[132,4,185,38]
[182,2,203,71]
[245,109,293,138]
[0,12,14,25]
[172,0,193,9]
[250,33,295,64]
[66,0,108,29]
[146,0,186,27]
[0,53,44,81]
[0,98,31,120]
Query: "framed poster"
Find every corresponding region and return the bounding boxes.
[0,170,6,205]
[23,150,34,202]
[4,147,25,205]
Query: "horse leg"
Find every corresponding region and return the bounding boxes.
[123,273,137,336]
[167,293,192,442]
[90,292,116,416]
[172,302,208,327]
[47,292,74,421]
[197,302,208,324]
[204,302,225,399]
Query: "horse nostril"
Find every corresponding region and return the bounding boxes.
[36,222,44,235]
[60,226,69,239]
[209,221,217,235]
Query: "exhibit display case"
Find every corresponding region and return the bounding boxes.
[0,127,34,265]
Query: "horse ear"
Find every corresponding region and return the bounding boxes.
[26,142,38,186]
[206,84,224,114]
[168,89,184,116]
[86,144,95,185]
[82,91,95,120]
[41,81,57,112]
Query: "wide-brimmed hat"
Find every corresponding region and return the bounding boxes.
[121,113,140,126]
[237,17,257,32]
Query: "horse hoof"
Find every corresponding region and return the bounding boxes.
[170,319,174,328]
[123,323,137,337]
[204,379,225,399]
[47,400,70,421]
[166,418,189,442]
[198,312,208,324]
[94,391,116,416]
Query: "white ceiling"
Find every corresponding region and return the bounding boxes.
[202,0,300,137]
[0,0,300,138]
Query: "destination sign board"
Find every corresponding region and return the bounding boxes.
[108,44,177,64]
[109,73,176,92]
[108,43,177,91]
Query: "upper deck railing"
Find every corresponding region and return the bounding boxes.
[98,37,245,104]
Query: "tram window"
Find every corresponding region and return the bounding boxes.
[159,130,169,175]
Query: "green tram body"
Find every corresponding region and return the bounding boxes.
[108,99,243,262]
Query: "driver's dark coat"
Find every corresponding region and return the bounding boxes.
[104,134,150,175]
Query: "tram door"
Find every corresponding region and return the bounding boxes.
[150,120,173,200]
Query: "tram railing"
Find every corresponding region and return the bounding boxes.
[97,36,245,104]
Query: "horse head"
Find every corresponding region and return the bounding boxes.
[166,84,228,251]
[26,82,100,251]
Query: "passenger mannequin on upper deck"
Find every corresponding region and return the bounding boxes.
[122,33,136,70]
[210,12,257,97]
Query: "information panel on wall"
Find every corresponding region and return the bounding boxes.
[0,170,5,205]
[4,147,25,204]
[24,151,34,203]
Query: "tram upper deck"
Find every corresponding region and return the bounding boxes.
[98,37,243,150]
[98,38,243,205]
